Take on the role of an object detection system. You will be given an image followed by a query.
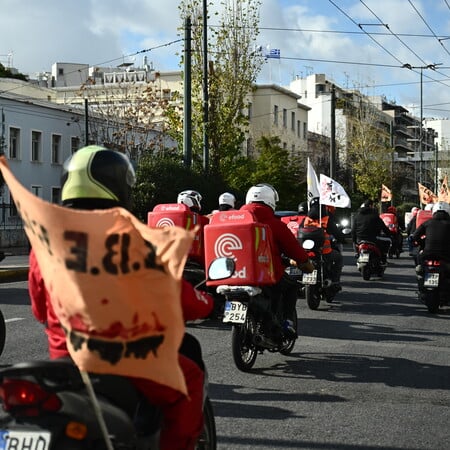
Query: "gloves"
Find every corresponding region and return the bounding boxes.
[299,260,315,273]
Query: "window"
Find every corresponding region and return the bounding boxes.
[31,131,42,162]
[297,120,301,138]
[291,112,295,131]
[52,134,62,164]
[71,136,80,154]
[31,185,42,198]
[283,108,287,128]
[51,187,61,204]
[283,142,287,150]
[58,68,64,76]
[273,105,278,125]
[303,122,307,139]
[9,127,20,159]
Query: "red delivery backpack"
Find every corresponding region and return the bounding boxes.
[147,203,208,264]
[204,210,276,287]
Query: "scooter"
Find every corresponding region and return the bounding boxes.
[416,258,450,313]
[297,227,339,310]
[0,258,234,450]
[355,239,390,280]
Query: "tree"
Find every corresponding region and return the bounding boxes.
[0,64,27,81]
[176,0,263,178]
[343,96,393,200]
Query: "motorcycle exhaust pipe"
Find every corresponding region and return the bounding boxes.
[253,333,277,349]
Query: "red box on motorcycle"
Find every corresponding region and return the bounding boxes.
[204,210,276,286]
[147,203,208,263]
[380,213,398,232]
[416,209,432,228]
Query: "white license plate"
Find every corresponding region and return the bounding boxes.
[223,301,248,323]
[424,272,439,287]
[302,270,318,285]
[0,430,51,450]
[358,253,370,263]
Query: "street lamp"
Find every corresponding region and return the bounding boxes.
[402,63,441,184]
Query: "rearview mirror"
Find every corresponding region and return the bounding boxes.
[208,257,235,280]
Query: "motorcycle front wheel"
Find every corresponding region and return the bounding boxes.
[231,315,257,372]
[305,285,321,310]
[196,397,217,450]
[279,308,298,355]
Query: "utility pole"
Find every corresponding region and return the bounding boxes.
[84,98,89,146]
[0,108,5,156]
[183,17,192,168]
[330,84,336,178]
[202,0,209,174]
[402,63,441,185]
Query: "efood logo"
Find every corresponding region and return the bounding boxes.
[214,233,243,258]
[156,217,175,227]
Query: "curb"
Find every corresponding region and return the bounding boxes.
[0,268,29,283]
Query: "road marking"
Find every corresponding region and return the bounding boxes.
[5,318,25,323]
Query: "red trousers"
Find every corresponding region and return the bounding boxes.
[130,354,204,450]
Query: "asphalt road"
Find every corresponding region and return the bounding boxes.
[0,248,449,449]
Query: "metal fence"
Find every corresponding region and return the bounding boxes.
[0,202,23,230]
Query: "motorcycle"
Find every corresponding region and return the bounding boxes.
[355,239,390,280]
[217,281,298,372]
[416,258,450,313]
[297,226,340,310]
[0,257,234,450]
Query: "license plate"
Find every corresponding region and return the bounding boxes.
[302,270,318,285]
[424,272,439,287]
[287,267,302,276]
[358,253,370,263]
[0,430,51,450]
[223,301,248,323]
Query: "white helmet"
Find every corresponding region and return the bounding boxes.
[424,203,434,211]
[177,190,202,211]
[245,183,279,211]
[219,192,236,208]
[432,201,450,215]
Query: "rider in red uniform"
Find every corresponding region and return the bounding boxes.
[28,145,214,450]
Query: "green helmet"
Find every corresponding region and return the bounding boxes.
[61,145,136,209]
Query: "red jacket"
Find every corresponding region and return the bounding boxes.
[28,249,214,359]
[240,203,310,281]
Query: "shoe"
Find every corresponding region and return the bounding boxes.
[282,320,297,339]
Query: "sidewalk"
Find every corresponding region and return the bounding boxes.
[0,254,29,283]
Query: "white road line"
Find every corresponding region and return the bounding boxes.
[5,318,25,323]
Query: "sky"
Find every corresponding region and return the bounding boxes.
[2,0,450,119]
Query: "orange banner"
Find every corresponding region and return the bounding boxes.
[0,156,194,395]
[438,174,449,203]
[381,184,392,202]
[418,182,438,205]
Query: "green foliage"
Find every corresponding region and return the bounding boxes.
[0,64,27,81]
[177,0,263,177]
[132,153,239,220]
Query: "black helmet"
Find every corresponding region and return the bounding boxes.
[61,145,136,209]
[298,201,308,213]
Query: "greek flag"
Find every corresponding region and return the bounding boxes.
[266,48,280,59]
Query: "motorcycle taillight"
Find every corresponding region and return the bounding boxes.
[0,379,62,415]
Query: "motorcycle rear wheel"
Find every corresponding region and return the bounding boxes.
[279,309,298,355]
[424,291,440,314]
[0,310,5,356]
[361,265,371,281]
[231,315,257,372]
[305,285,321,310]
[196,397,217,450]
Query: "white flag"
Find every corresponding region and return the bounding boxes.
[307,158,320,201]
[319,174,351,208]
